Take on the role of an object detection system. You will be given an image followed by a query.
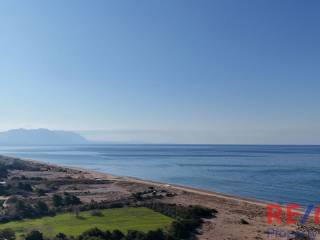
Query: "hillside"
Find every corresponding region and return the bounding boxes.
[0,129,89,145]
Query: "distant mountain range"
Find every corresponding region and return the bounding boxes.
[0,129,89,145]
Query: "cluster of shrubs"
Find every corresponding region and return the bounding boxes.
[53,193,81,207]
[0,228,168,240]
[0,167,44,196]
[78,228,168,240]
[46,179,110,191]
[0,228,15,240]
[0,182,34,196]
[17,182,33,192]
[12,176,45,194]
[11,176,44,181]
[63,199,128,213]
[143,202,216,239]
[144,202,215,219]
[1,192,81,223]
[1,193,119,223]
[0,184,8,196]
[0,202,216,240]
[0,157,41,174]
[0,199,52,223]
[0,167,8,179]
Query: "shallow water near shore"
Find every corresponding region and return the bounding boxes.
[0,144,319,205]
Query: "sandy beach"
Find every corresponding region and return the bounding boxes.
[5,157,315,240]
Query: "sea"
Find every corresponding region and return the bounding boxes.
[0,144,319,206]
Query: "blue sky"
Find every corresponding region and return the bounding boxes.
[0,1,319,144]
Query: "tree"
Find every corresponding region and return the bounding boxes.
[25,231,43,240]
[78,228,111,240]
[17,182,32,192]
[73,206,80,218]
[36,201,49,215]
[111,230,124,240]
[145,230,165,240]
[0,228,15,240]
[15,200,34,218]
[36,189,46,196]
[0,185,7,195]
[55,233,68,240]
[0,167,8,179]
[53,194,63,207]
[126,230,146,240]
[64,193,81,205]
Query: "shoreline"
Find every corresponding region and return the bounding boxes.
[1,154,316,239]
[19,156,270,208]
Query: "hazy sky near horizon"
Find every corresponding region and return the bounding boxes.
[0,1,320,144]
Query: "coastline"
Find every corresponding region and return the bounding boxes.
[0,155,316,240]
[22,156,270,207]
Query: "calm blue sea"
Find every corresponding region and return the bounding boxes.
[0,144,319,205]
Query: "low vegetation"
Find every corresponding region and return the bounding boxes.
[143,202,216,239]
[0,156,216,240]
[0,207,173,239]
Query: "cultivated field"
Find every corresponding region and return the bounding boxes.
[0,207,173,238]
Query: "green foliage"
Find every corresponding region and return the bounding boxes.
[188,205,216,219]
[168,219,201,239]
[17,183,32,192]
[78,227,111,240]
[15,200,33,218]
[0,228,15,240]
[126,230,146,240]
[145,229,165,240]
[53,195,64,207]
[0,157,39,170]
[35,189,47,197]
[0,185,7,195]
[25,231,43,240]
[53,194,81,207]
[143,203,216,239]
[6,199,51,220]
[0,167,8,179]
[78,228,166,240]
[0,208,172,239]
[2,197,212,240]
[144,202,216,220]
[63,193,81,206]
[54,233,68,240]
[110,230,124,240]
[36,201,49,215]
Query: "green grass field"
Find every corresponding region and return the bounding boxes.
[0,207,173,238]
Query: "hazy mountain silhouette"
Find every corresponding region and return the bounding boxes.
[0,129,89,145]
